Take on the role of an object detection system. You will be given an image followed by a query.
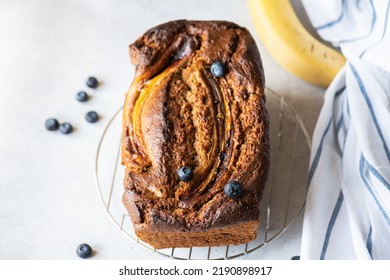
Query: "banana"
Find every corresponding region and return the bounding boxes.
[248,0,346,87]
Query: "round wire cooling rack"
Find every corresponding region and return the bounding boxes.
[95,88,312,260]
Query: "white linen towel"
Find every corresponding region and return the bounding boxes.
[301,0,390,259]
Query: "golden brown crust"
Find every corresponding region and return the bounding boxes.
[122,20,269,249]
[135,220,259,249]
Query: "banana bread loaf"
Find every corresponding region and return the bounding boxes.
[122,20,269,249]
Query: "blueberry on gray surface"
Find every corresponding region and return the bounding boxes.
[210,61,227,77]
[85,111,99,123]
[76,243,93,259]
[76,91,89,102]
[59,122,73,134]
[224,180,243,198]
[86,76,98,89]
[177,166,193,182]
[45,118,59,131]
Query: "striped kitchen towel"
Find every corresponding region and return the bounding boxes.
[301,0,390,259]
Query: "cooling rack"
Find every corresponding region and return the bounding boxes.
[95,88,311,259]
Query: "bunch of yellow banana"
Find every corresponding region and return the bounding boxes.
[248,0,346,87]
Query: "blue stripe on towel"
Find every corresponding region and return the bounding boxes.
[316,0,345,30]
[308,118,332,187]
[335,86,346,97]
[336,114,346,154]
[380,0,390,45]
[366,226,373,259]
[315,0,377,45]
[320,191,344,259]
[336,115,344,134]
[308,87,346,187]
[360,154,390,226]
[360,0,390,57]
[366,160,390,191]
[350,64,390,163]
[339,0,377,44]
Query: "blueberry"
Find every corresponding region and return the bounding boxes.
[177,166,193,182]
[86,76,98,89]
[76,91,89,102]
[291,256,300,260]
[45,118,59,131]
[76,243,93,259]
[210,61,227,77]
[59,122,73,134]
[224,180,243,198]
[85,111,99,123]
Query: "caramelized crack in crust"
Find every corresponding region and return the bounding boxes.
[122,20,269,249]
